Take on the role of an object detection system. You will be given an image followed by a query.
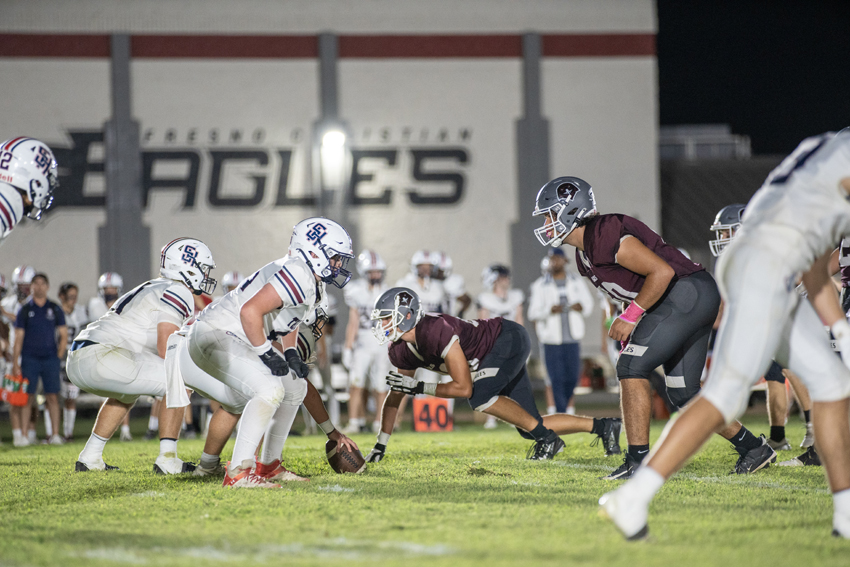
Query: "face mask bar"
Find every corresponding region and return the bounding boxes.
[709,224,740,257]
[532,203,570,247]
[311,307,329,340]
[371,309,403,345]
[26,167,58,221]
[321,248,354,288]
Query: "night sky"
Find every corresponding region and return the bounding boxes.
[657,0,850,155]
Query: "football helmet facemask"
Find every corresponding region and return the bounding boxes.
[533,176,597,247]
[709,204,746,257]
[0,137,58,220]
[160,237,217,295]
[97,272,124,302]
[11,265,35,301]
[371,287,422,345]
[290,218,354,289]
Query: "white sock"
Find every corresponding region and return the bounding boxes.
[566,406,576,415]
[199,452,220,469]
[204,413,212,433]
[120,424,131,436]
[159,438,178,458]
[231,397,276,466]
[64,409,76,438]
[148,416,159,430]
[44,411,54,437]
[377,431,391,445]
[627,466,665,503]
[546,406,556,415]
[12,429,22,442]
[259,402,300,465]
[27,429,36,443]
[834,488,850,536]
[79,433,109,463]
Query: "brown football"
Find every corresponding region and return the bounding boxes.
[326,439,366,474]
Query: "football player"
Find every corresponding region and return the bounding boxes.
[185,218,354,488]
[533,176,771,480]
[432,251,472,317]
[68,238,216,474]
[220,271,244,295]
[87,272,123,321]
[599,130,850,540]
[57,283,89,441]
[4,265,36,446]
[364,287,621,462]
[342,250,391,434]
[0,137,57,247]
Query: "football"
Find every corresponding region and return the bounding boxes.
[326,439,367,474]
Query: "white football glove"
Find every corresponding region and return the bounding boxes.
[342,348,353,370]
[386,371,424,395]
[365,443,386,463]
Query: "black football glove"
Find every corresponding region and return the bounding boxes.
[284,348,310,379]
[259,348,289,376]
[386,371,424,395]
[366,443,386,463]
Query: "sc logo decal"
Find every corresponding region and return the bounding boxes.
[182,245,198,263]
[305,223,327,243]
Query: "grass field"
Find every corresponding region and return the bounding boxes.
[0,415,846,567]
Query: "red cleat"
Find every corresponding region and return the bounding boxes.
[255,459,309,482]
[222,460,282,488]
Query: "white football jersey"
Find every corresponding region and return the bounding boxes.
[198,256,320,344]
[1,294,24,351]
[76,278,194,354]
[477,289,524,321]
[395,273,445,314]
[0,183,24,246]
[742,130,850,270]
[344,278,388,332]
[86,296,110,322]
[441,273,466,315]
[62,305,89,342]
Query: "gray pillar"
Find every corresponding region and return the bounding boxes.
[99,34,151,288]
[511,34,551,316]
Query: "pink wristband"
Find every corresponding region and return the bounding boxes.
[618,301,645,324]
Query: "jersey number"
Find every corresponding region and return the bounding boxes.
[240,270,260,292]
[0,151,11,171]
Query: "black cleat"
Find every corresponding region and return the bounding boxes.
[143,429,158,441]
[75,460,120,472]
[601,452,639,480]
[733,435,776,474]
[778,446,821,467]
[526,433,565,460]
[591,418,622,456]
[153,461,197,475]
[627,525,650,541]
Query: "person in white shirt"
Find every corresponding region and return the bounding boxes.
[3,265,35,446]
[187,218,355,488]
[432,251,471,317]
[57,283,89,441]
[343,250,391,434]
[68,238,216,474]
[527,248,594,415]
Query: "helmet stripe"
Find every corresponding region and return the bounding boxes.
[8,137,33,152]
[161,237,187,267]
[3,137,25,151]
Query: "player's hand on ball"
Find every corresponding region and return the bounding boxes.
[284,349,310,379]
[366,443,386,463]
[386,371,424,395]
[259,348,289,376]
[328,429,359,453]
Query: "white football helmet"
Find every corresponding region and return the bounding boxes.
[432,251,453,279]
[540,256,550,276]
[97,272,124,296]
[409,249,434,277]
[709,204,746,257]
[0,137,58,220]
[289,217,354,289]
[11,265,35,300]
[481,264,510,291]
[357,249,387,280]
[221,271,244,292]
[160,237,217,295]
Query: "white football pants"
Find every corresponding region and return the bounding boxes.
[67,343,165,405]
[349,334,391,392]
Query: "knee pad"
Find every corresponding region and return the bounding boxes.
[281,377,308,405]
[257,385,286,407]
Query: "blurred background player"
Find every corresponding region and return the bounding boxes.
[528,248,594,420]
[432,251,471,317]
[58,282,88,441]
[69,238,216,473]
[3,265,36,446]
[477,263,525,429]
[343,250,391,434]
[220,271,244,295]
[0,137,58,247]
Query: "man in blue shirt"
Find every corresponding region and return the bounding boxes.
[12,273,67,445]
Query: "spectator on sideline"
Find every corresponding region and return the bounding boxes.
[528,248,594,414]
[58,282,88,441]
[11,273,67,445]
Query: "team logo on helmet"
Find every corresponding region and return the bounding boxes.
[182,245,198,263]
[306,223,328,243]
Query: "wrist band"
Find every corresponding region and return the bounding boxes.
[618,301,646,324]
[377,431,391,445]
[250,339,272,355]
[318,419,335,435]
[422,382,438,396]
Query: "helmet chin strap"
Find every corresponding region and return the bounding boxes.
[552,236,564,247]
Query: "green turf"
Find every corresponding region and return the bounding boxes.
[0,417,846,567]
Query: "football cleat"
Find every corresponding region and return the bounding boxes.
[48,434,65,446]
[192,461,226,477]
[766,437,792,451]
[601,451,640,480]
[801,422,815,448]
[120,429,133,442]
[598,489,650,541]
[153,455,196,475]
[222,460,281,488]
[75,460,120,472]
[255,459,309,482]
[733,435,776,474]
[143,429,157,441]
[526,432,565,461]
[778,446,821,467]
[483,416,498,430]
[590,418,622,456]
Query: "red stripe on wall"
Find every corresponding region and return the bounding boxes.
[0,34,109,57]
[542,34,655,57]
[338,35,522,58]
[0,33,655,58]
[131,35,317,58]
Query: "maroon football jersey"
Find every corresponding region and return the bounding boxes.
[576,214,703,303]
[388,314,503,374]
